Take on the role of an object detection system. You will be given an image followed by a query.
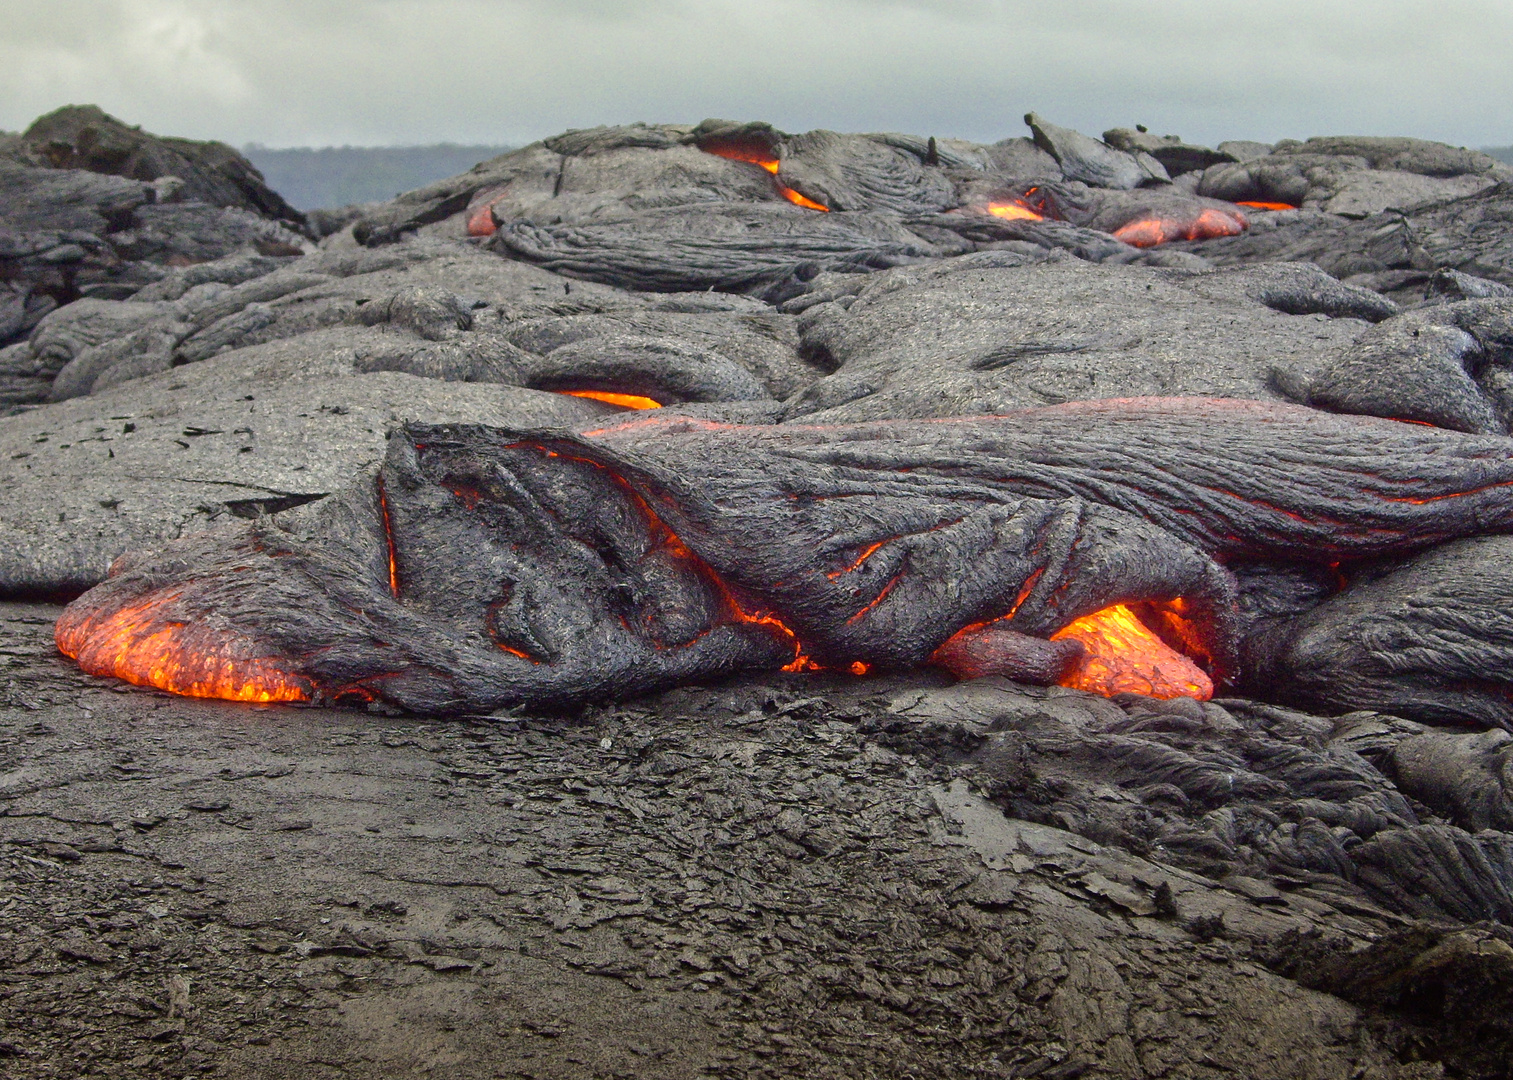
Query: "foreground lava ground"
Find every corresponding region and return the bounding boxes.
[3,602,1509,1080]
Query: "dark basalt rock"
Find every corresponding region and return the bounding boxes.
[1305,299,1513,433]
[1103,127,1236,176]
[56,399,1513,721]
[1178,183,1513,295]
[1244,536,1513,728]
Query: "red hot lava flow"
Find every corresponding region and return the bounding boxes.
[1113,208,1247,248]
[54,591,310,703]
[1050,603,1213,700]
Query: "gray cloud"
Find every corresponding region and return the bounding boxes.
[1,0,1509,149]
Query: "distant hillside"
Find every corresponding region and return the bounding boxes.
[1486,146,1513,166]
[241,144,515,211]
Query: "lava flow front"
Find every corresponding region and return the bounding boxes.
[1050,603,1213,700]
[54,591,310,703]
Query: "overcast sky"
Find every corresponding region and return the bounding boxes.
[2,0,1510,151]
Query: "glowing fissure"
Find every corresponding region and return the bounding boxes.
[844,568,906,626]
[528,443,821,671]
[558,390,663,410]
[466,186,511,237]
[54,592,309,703]
[1051,603,1213,701]
[1235,201,1297,211]
[826,539,888,580]
[1381,478,1513,505]
[699,144,830,211]
[377,478,400,599]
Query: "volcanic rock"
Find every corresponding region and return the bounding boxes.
[1304,298,1513,433]
[781,256,1393,421]
[1102,127,1237,176]
[0,112,310,351]
[1244,535,1513,728]
[1025,113,1169,189]
[8,105,303,223]
[54,400,1513,723]
[1170,183,1513,301]
[0,336,606,595]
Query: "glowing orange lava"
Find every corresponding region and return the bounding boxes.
[699,145,830,211]
[1050,603,1213,701]
[987,201,1044,222]
[466,187,511,237]
[558,390,664,410]
[467,205,498,237]
[377,478,400,598]
[1113,208,1247,248]
[55,592,309,703]
[1235,201,1297,211]
[850,661,870,676]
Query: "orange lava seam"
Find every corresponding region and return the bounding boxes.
[700,145,830,211]
[558,390,664,410]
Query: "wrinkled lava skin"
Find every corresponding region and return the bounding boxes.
[57,397,1513,718]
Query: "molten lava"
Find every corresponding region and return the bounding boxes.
[699,145,829,211]
[1050,603,1213,701]
[1113,208,1247,248]
[377,477,400,598]
[54,591,309,703]
[987,201,1044,222]
[466,187,511,237]
[1235,201,1297,212]
[558,390,663,410]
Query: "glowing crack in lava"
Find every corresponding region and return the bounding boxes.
[54,591,309,703]
[987,201,1044,222]
[1113,208,1247,248]
[699,144,830,211]
[1236,201,1298,212]
[1051,603,1213,701]
[558,390,663,410]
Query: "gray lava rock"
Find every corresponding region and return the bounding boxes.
[1171,183,1513,292]
[493,203,945,296]
[7,105,303,224]
[1244,536,1513,728]
[1307,299,1513,433]
[0,335,608,595]
[781,256,1390,422]
[1025,113,1168,190]
[1103,127,1237,176]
